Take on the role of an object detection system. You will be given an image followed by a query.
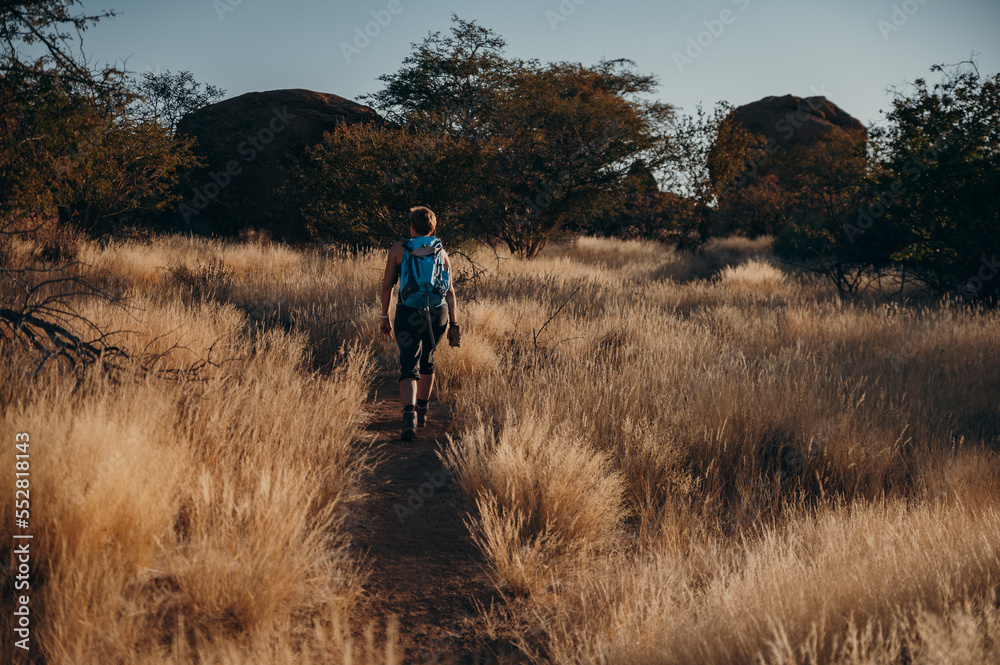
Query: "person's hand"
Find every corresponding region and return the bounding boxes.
[380,316,392,336]
[447,323,461,348]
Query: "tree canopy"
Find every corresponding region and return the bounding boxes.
[129,69,225,135]
[871,62,1000,301]
[306,15,674,257]
[1,0,201,235]
[773,61,999,302]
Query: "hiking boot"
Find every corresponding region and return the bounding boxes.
[416,404,427,427]
[401,408,417,441]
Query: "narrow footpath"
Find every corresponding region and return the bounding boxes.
[345,374,510,664]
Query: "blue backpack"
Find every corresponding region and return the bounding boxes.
[399,236,450,309]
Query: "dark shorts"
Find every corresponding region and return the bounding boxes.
[394,304,449,382]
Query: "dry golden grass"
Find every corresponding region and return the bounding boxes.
[444,412,626,596]
[437,235,1000,664]
[528,499,1000,665]
[2,231,997,664]
[0,234,396,664]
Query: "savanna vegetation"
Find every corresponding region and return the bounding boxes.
[298,18,999,305]
[441,235,1000,664]
[2,232,997,664]
[771,64,1000,302]
[1,234,377,662]
[2,2,998,663]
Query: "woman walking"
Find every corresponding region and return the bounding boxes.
[380,206,461,441]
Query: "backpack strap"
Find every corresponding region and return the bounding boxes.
[399,239,418,301]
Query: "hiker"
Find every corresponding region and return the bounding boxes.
[380,206,461,441]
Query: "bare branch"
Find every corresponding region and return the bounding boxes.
[532,283,582,353]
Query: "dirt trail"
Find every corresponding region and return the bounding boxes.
[346,374,507,664]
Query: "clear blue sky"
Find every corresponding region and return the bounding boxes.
[78,0,999,128]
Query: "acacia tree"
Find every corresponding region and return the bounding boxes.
[2,1,201,236]
[1,1,115,219]
[362,16,511,140]
[871,62,1000,302]
[53,97,200,235]
[490,59,675,256]
[0,1,119,90]
[129,69,225,135]
[354,15,673,257]
[772,62,999,301]
[1,0,202,372]
[299,123,490,248]
[772,131,879,295]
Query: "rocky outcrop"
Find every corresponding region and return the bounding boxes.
[173,89,381,241]
[706,95,867,236]
[729,94,866,149]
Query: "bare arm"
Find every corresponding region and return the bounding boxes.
[380,243,401,334]
[443,251,458,325]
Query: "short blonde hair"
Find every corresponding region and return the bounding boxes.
[408,206,437,235]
